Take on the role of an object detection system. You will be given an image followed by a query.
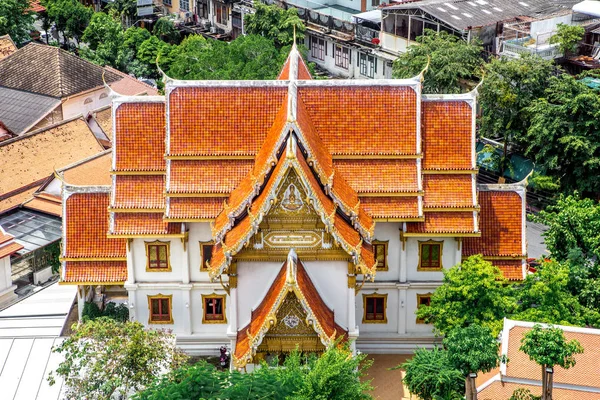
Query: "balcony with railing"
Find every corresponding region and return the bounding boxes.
[355,24,379,45]
[295,6,355,38]
[500,36,562,60]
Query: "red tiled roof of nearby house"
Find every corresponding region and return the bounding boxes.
[234,251,346,368]
[478,320,600,399]
[29,0,46,13]
[0,227,23,258]
[105,66,159,96]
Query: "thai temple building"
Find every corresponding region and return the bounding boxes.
[59,44,527,370]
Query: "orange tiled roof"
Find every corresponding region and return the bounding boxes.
[111,212,181,236]
[463,191,524,257]
[360,197,420,219]
[479,381,598,400]
[334,159,419,194]
[422,101,473,171]
[22,196,62,217]
[0,242,24,258]
[0,118,104,197]
[168,197,223,219]
[505,325,600,390]
[0,228,14,245]
[423,174,474,208]
[234,252,346,367]
[406,212,477,234]
[169,160,253,194]
[105,67,159,96]
[0,187,38,214]
[114,102,165,172]
[61,151,112,186]
[114,175,165,209]
[65,192,126,258]
[94,107,112,138]
[62,261,127,283]
[490,260,524,280]
[297,86,418,156]
[297,55,312,80]
[168,86,287,156]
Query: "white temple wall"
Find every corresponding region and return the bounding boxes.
[405,237,460,281]
[237,261,283,329]
[190,287,230,335]
[131,238,186,283]
[188,222,214,282]
[132,287,187,334]
[356,288,399,333]
[303,261,349,329]
[372,222,402,281]
[405,287,436,334]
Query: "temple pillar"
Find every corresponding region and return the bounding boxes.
[182,284,192,335]
[397,287,407,334]
[126,238,135,284]
[399,232,407,283]
[181,237,190,285]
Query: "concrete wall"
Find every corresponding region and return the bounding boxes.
[62,88,111,120]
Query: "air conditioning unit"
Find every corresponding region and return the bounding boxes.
[201,20,211,29]
[184,11,192,18]
[210,26,217,33]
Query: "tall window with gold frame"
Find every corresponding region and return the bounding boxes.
[148,294,173,324]
[202,294,227,324]
[373,240,388,271]
[199,241,214,271]
[145,241,171,272]
[418,240,443,271]
[362,293,388,323]
[416,293,432,324]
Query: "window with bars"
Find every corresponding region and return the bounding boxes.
[197,0,209,18]
[180,0,190,11]
[363,294,387,323]
[373,240,388,271]
[310,36,325,61]
[334,45,350,69]
[148,295,173,324]
[418,241,443,270]
[203,294,226,323]
[215,2,229,25]
[146,242,170,271]
[359,53,376,78]
[199,241,214,271]
[416,294,431,324]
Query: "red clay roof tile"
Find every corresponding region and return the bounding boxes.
[360,197,420,219]
[169,160,253,194]
[423,174,475,208]
[168,197,223,219]
[62,261,127,283]
[113,175,165,209]
[406,212,477,234]
[334,160,419,194]
[111,213,181,236]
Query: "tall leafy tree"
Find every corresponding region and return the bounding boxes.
[400,347,464,400]
[152,17,180,44]
[525,74,600,195]
[0,0,34,45]
[244,2,305,47]
[520,324,583,400]
[136,35,174,79]
[392,30,484,94]
[416,255,516,336]
[80,11,124,67]
[478,55,554,174]
[48,317,187,400]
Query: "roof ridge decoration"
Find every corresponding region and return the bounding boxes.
[208,135,377,280]
[233,249,344,369]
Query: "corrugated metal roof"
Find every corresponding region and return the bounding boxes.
[386,0,581,30]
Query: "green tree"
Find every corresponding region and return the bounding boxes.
[478,55,554,174]
[49,318,187,400]
[400,347,464,400]
[106,0,137,27]
[392,30,484,94]
[444,325,505,400]
[519,324,583,400]
[152,17,179,44]
[137,35,173,79]
[416,255,516,336]
[166,34,287,80]
[525,74,600,195]
[117,26,152,76]
[513,260,586,327]
[244,2,305,47]
[0,0,34,45]
[65,0,93,47]
[135,344,373,400]
[81,11,124,67]
[549,23,585,55]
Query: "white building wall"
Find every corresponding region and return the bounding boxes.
[530,14,572,43]
[405,237,460,281]
[0,256,14,297]
[371,222,402,281]
[62,88,111,120]
[237,261,282,328]
[188,222,214,282]
[131,238,186,283]
[381,32,415,55]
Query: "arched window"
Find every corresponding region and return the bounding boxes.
[84,97,93,105]
[99,92,108,100]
